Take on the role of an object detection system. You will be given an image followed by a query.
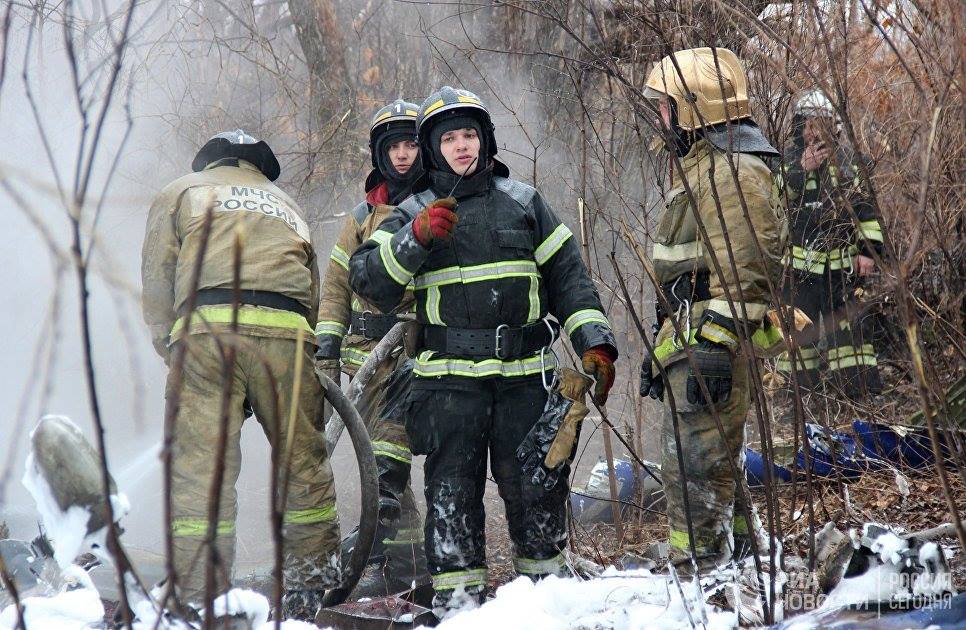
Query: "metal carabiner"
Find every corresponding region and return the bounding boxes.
[540,318,560,393]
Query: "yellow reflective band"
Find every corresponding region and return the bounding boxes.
[751,325,783,354]
[805,175,818,190]
[827,344,878,369]
[668,529,716,553]
[857,220,883,243]
[733,515,749,535]
[652,240,703,262]
[172,518,235,537]
[775,352,821,372]
[380,235,416,286]
[700,321,739,348]
[370,230,392,246]
[414,260,539,289]
[432,568,487,590]
[315,320,347,337]
[341,346,369,367]
[426,286,444,325]
[414,351,554,378]
[456,94,483,105]
[527,276,541,323]
[284,504,338,525]
[170,305,313,339]
[534,224,573,265]
[706,299,769,321]
[654,328,699,363]
[563,309,610,336]
[422,99,445,116]
[329,245,350,271]
[513,554,566,575]
[372,440,413,464]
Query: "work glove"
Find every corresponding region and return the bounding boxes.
[412,197,458,247]
[314,358,342,429]
[581,346,616,405]
[685,340,733,406]
[516,368,593,489]
[639,352,664,401]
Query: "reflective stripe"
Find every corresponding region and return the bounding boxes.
[414,260,538,289]
[426,286,444,325]
[750,325,784,355]
[706,299,769,322]
[341,346,369,367]
[513,554,566,576]
[526,276,541,323]
[370,230,392,246]
[656,323,777,364]
[652,240,703,262]
[534,224,573,265]
[172,518,234,537]
[668,529,716,554]
[857,219,883,243]
[828,165,840,186]
[329,245,350,271]
[700,321,739,348]
[776,348,821,372]
[315,320,347,337]
[805,174,818,190]
[828,245,858,271]
[379,234,416,286]
[563,309,609,336]
[284,505,338,525]
[170,305,313,339]
[372,440,413,464]
[432,568,487,591]
[733,515,749,535]
[414,351,554,378]
[827,344,877,369]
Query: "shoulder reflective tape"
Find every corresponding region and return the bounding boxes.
[706,299,769,322]
[425,286,444,325]
[513,554,566,576]
[341,346,369,367]
[562,309,609,336]
[170,305,313,338]
[431,568,487,591]
[414,260,539,289]
[379,234,417,286]
[370,230,392,246]
[315,320,347,337]
[414,351,554,378]
[372,440,413,464]
[535,224,573,265]
[329,245,350,271]
[857,219,883,243]
[284,504,338,525]
[527,276,541,323]
[172,518,234,537]
[652,240,703,262]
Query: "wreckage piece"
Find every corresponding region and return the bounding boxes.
[315,593,436,629]
[314,369,379,608]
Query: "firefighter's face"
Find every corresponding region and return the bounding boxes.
[388,139,419,175]
[439,127,480,175]
[803,117,834,146]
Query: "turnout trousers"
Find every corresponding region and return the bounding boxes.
[778,269,883,399]
[167,334,341,603]
[662,355,751,567]
[405,373,570,610]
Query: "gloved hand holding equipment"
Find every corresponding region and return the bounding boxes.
[314,356,342,428]
[581,346,616,405]
[412,197,458,247]
[639,350,664,401]
[516,368,593,489]
[686,311,739,406]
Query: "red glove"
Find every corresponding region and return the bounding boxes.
[412,197,458,247]
[582,346,616,405]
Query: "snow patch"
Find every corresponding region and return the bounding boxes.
[214,588,270,626]
[0,566,104,630]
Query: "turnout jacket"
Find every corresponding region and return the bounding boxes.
[776,139,883,275]
[315,181,416,371]
[348,162,617,378]
[141,160,319,356]
[651,139,785,365]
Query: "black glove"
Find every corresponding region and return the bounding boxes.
[685,340,733,406]
[639,354,664,401]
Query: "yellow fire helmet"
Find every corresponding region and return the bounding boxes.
[644,47,751,131]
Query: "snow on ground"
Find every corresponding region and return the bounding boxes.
[424,569,738,630]
[0,566,104,630]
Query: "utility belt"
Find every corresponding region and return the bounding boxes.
[421,320,559,360]
[785,244,858,274]
[655,270,711,327]
[350,310,400,340]
[182,289,309,319]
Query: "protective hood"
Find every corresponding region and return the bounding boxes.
[702,121,779,158]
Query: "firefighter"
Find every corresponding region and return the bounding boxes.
[347,86,618,614]
[775,89,884,399]
[141,130,340,618]
[315,99,430,593]
[638,48,785,570]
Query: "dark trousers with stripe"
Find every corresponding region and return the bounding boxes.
[779,269,883,399]
[405,374,570,610]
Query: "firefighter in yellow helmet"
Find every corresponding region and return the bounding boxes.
[141,130,340,618]
[315,99,430,595]
[638,49,785,570]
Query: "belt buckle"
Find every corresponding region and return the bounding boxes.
[494,324,510,360]
[359,310,372,338]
